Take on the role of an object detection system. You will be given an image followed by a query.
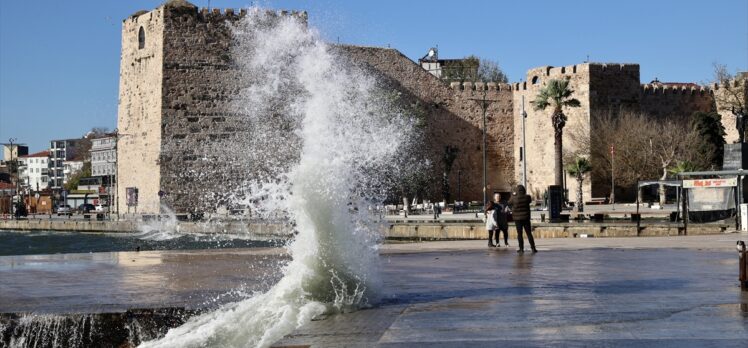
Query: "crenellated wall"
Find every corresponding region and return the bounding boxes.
[639,84,714,121]
[338,45,515,201]
[119,0,734,215]
[511,63,595,202]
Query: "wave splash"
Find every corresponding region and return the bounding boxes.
[140,8,415,348]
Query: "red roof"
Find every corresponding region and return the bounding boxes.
[19,150,49,158]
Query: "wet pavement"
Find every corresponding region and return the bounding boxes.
[0,248,287,313]
[277,235,748,347]
[1,235,747,346]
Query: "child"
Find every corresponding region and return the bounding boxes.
[484,200,497,247]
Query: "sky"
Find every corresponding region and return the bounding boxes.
[1,0,746,155]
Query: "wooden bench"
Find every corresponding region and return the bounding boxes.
[587,197,608,205]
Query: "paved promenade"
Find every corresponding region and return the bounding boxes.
[277,234,748,347]
[2,234,747,347]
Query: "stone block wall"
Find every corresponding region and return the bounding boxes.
[118,1,732,216]
[640,84,714,121]
[512,64,593,202]
[338,46,515,202]
[117,8,165,215]
[714,78,748,144]
[159,4,249,214]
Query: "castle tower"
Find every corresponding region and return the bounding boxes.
[117,1,306,216]
[512,63,641,201]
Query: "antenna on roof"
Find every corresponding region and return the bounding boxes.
[585,54,589,63]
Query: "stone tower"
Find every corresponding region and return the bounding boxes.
[117,1,306,216]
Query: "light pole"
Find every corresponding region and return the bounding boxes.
[469,89,499,206]
[112,130,132,221]
[610,144,615,204]
[521,96,528,188]
[8,138,17,219]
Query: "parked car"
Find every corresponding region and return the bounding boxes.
[78,203,95,213]
[95,204,109,213]
[56,204,73,216]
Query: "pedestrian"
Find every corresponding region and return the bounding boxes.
[492,193,509,247]
[484,200,498,247]
[508,185,537,253]
[433,202,442,219]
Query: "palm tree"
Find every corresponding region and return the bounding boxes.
[667,160,696,177]
[566,156,592,212]
[533,79,581,186]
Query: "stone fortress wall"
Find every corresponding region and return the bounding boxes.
[117,7,165,215]
[118,0,743,215]
[713,78,748,143]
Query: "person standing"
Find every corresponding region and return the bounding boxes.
[492,193,509,247]
[508,185,537,253]
[484,200,498,247]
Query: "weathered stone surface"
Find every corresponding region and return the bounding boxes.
[117,1,734,216]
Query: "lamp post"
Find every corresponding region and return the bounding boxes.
[8,138,17,219]
[112,130,132,221]
[521,96,528,188]
[469,89,499,206]
[610,144,615,205]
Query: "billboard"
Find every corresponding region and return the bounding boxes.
[682,178,737,189]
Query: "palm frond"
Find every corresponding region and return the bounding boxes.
[564,98,581,108]
[534,79,580,112]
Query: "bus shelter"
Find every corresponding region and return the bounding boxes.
[677,170,744,232]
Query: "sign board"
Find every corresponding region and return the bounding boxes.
[126,187,139,207]
[682,178,738,189]
[722,143,747,170]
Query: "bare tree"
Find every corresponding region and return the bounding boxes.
[568,110,699,202]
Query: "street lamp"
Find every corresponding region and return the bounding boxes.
[521,96,528,188]
[469,89,500,206]
[7,138,19,219]
[112,129,132,221]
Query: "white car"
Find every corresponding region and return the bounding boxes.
[95,204,109,213]
[56,204,73,216]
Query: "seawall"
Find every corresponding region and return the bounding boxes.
[0,219,731,239]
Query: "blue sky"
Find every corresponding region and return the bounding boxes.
[1,0,746,155]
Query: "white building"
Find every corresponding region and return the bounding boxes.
[49,139,81,190]
[91,135,116,177]
[63,160,84,186]
[18,151,50,192]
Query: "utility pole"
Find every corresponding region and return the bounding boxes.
[469,89,500,206]
[8,138,17,219]
[521,96,528,188]
[610,144,616,204]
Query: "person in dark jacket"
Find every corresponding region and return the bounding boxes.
[492,193,509,247]
[508,185,537,253]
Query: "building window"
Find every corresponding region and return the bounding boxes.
[531,76,539,85]
[138,27,145,49]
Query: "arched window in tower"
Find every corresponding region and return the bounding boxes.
[138,27,145,49]
[531,76,539,85]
